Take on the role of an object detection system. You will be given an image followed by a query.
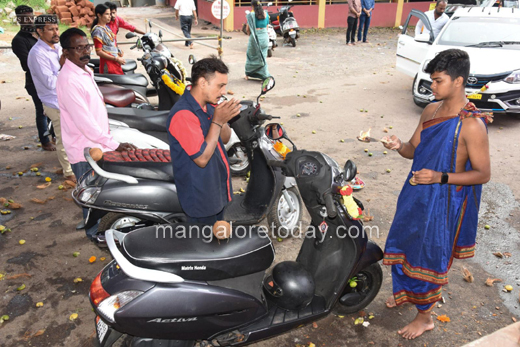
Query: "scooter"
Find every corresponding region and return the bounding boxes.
[267,24,278,57]
[268,0,300,47]
[88,126,384,347]
[73,77,303,242]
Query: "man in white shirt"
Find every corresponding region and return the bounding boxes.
[174,0,198,49]
[415,0,449,40]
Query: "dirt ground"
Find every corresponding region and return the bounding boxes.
[0,7,519,347]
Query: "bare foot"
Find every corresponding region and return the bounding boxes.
[42,142,56,151]
[386,295,397,308]
[347,43,353,46]
[398,311,434,339]
[244,75,249,80]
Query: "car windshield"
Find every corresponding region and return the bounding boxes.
[437,17,520,49]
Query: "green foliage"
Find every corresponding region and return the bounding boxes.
[0,0,49,10]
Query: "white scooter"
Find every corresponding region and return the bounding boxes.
[267,24,278,57]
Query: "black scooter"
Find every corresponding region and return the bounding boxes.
[89,132,384,347]
[73,77,303,242]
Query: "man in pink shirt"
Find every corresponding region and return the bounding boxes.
[56,28,136,241]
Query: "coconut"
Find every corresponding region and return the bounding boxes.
[213,220,231,240]
[89,148,103,161]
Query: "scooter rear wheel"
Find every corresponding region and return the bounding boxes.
[268,48,273,57]
[335,263,383,314]
[289,37,296,47]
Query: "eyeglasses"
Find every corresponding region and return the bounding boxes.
[65,44,93,52]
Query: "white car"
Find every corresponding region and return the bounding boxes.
[397,7,520,114]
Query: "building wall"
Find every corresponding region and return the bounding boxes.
[195,1,432,30]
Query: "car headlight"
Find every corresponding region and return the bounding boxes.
[504,70,520,84]
[79,187,101,204]
[97,291,143,323]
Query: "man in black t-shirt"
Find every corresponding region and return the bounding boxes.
[12,5,55,151]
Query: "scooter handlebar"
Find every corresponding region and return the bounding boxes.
[130,44,137,50]
[324,192,338,218]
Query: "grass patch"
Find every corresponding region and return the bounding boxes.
[0,0,49,10]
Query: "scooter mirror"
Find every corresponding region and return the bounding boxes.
[261,76,275,95]
[159,30,163,38]
[343,160,357,182]
[188,54,197,65]
[148,20,152,28]
[265,123,286,141]
[125,32,137,39]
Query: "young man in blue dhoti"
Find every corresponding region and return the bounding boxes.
[381,49,492,339]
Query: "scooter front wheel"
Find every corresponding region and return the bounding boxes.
[98,213,143,235]
[335,263,383,314]
[268,48,273,57]
[227,143,250,176]
[122,335,196,347]
[267,187,303,236]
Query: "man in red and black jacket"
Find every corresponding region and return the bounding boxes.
[167,56,241,224]
[105,2,145,41]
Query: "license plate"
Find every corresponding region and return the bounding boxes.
[97,317,108,344]
[467,93,482,100]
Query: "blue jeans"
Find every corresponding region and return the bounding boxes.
[357,13,371,42]
[187,209,224,225]
[180,15,193,46]
[71,161,99,240]
[26,83,51,145]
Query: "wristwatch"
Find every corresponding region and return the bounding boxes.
[440,172,449,185]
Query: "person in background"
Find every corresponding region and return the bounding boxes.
[346,0,361,46]
[91,4,125,74]
[12,5,55,151]
[57,28,136,241]
[415,0,448,40]
[104,1,145,42]
[27,14,75,182]
[174,0,198,49]
[244,0,270,80]
[357,0,374,43]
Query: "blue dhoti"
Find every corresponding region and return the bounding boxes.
[383,103,492,312]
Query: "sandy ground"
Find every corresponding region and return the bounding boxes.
[0,6,519,347]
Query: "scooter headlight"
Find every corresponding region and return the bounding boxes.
[97,290,144,323]
[78,187,101,204]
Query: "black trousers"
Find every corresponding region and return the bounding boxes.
[346,16,358,44]
[180,15,193,46]
[25,83,52,145]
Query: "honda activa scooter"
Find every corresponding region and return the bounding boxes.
[267,24,277,57]
[73,77,303,242]
[89,131,384,347]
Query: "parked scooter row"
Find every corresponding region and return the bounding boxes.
[87,78,383,347]
[73,77,303,245]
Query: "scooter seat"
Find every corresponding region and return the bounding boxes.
[107,108,170,132]
[100,149,174,182]
[90,58,137,73]
[99,84,136,107]
[121,224,275,281]
[94,73,149,87]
